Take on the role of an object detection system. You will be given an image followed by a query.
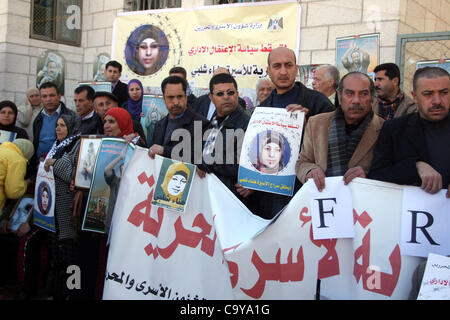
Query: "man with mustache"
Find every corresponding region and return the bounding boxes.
[148,75,208,163]
[368,66,450,197]
[296,72,384,191]
[372,63,417,120]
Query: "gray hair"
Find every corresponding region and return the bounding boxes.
[318,65,340,89]
[256,78,273,90]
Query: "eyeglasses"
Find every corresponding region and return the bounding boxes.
[213,90,236,97]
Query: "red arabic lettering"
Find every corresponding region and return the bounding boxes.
[429,278,450,286]
[353,209,373,228]
[309,226,340,279]
[299,206,310,227]
[241,247,304,299]
[353,229,401,297]
[157,213,217,259]
[227,260,239,289]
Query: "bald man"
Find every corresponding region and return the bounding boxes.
[192,67,247,120]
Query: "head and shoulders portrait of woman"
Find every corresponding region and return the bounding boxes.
[125,24,169,76]
[251,130,290,175]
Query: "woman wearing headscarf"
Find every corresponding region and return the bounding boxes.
[254,130,286,174]
[42,112,82,300]
[155,162,190,207]
[0,101,29,140]
[121,79,144,120]
[17,88,43,140]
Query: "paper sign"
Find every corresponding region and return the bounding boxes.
[418,253,450,300]
[401,187,450,257]
[308,177,354,240]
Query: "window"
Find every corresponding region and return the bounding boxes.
[31,0,82,46]
[129,0,182,10]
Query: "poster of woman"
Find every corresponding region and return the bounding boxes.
[33,162,56,232]
[36,50,65,95]
[125,24,170,76]
[238,107,304,196]
[140,95,167,146]
[152,157,196,213]
[74,137,102,189]
[8,195,33,232]
[82,138,135,233]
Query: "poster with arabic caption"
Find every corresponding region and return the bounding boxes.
[151,157,196,214]
[418,253,450,300]
[82,138,135,234]
[78,81,111,93]
[105,149,266,300]
[238,107,304,196]
[113,1,301,106]
[33,162,56,233]
[401,187,450,258]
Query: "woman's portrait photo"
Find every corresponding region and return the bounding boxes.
[37,181,52,216]
[250,130,291,174]
[152,159,195,213]
[125,24,169,76]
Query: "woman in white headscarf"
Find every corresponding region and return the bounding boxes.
[17,88,43,140]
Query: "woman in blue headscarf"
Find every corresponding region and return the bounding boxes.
[121,79,144,121]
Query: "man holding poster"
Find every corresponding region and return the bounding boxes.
[296,72,384,191]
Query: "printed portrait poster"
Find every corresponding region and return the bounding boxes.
[238,107,304,196]
[36,50,65,95]
[298,64,325,90]
[336,33,379,80]
[82,138,135,234]
[416,59,450,74]
[0,130,17,144]
[93,53,110,81]
[112,1,301,104]
[140,95,167,146]
[33,162,56,233]
[151,157,196,213]
[78,81,112,93]
[8,195,33,232]
[74,137,102,189]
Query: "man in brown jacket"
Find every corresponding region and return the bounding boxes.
[373,63,417,120]
[296,72,384,191]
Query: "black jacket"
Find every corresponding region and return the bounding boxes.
[192,94,247,119]
[368,112,450,188]
[199,105,250,195]
[81,112,103,135]
[152,107,209,164]
[112,80,129,108]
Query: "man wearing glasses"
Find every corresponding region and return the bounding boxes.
[197,73,250,199]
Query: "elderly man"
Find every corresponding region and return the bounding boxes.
[198,73,250,197]
[368,66,450,197]
[74,85,103,134]
[296,72,384,191]
[256,78,274,105]
[373,63,417,120]
[148,75,208,163]
[312,65,340,107]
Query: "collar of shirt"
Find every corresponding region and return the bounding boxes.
[82,109,95,120]
[111,80,119,91]
[41,103,62,117]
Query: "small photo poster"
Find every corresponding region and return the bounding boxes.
[141,95,167,146]
[74,136,102,189]
[8,195,33,232]
[238,107,304,196]
[33,162,56,233]
[298,64,325,90]
[416,59,450,73]
[418,253,450,300]
[82,138,135,234]
[78,81,112,93]
[0,130,17,144]
[152,157,196,213]
[336,33,380,79]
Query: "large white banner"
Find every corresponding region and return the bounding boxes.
[104,148,449,300]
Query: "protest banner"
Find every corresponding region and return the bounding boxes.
[104,148,449,300]
[33,162,56,232]
[112,0,301,104]
[238,107,304,196]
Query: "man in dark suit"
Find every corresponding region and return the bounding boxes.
[368,66,450,197]
[148,76,209,164]
[104,61,128,107]
[74,85,103,134]
[192,67,247,120]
